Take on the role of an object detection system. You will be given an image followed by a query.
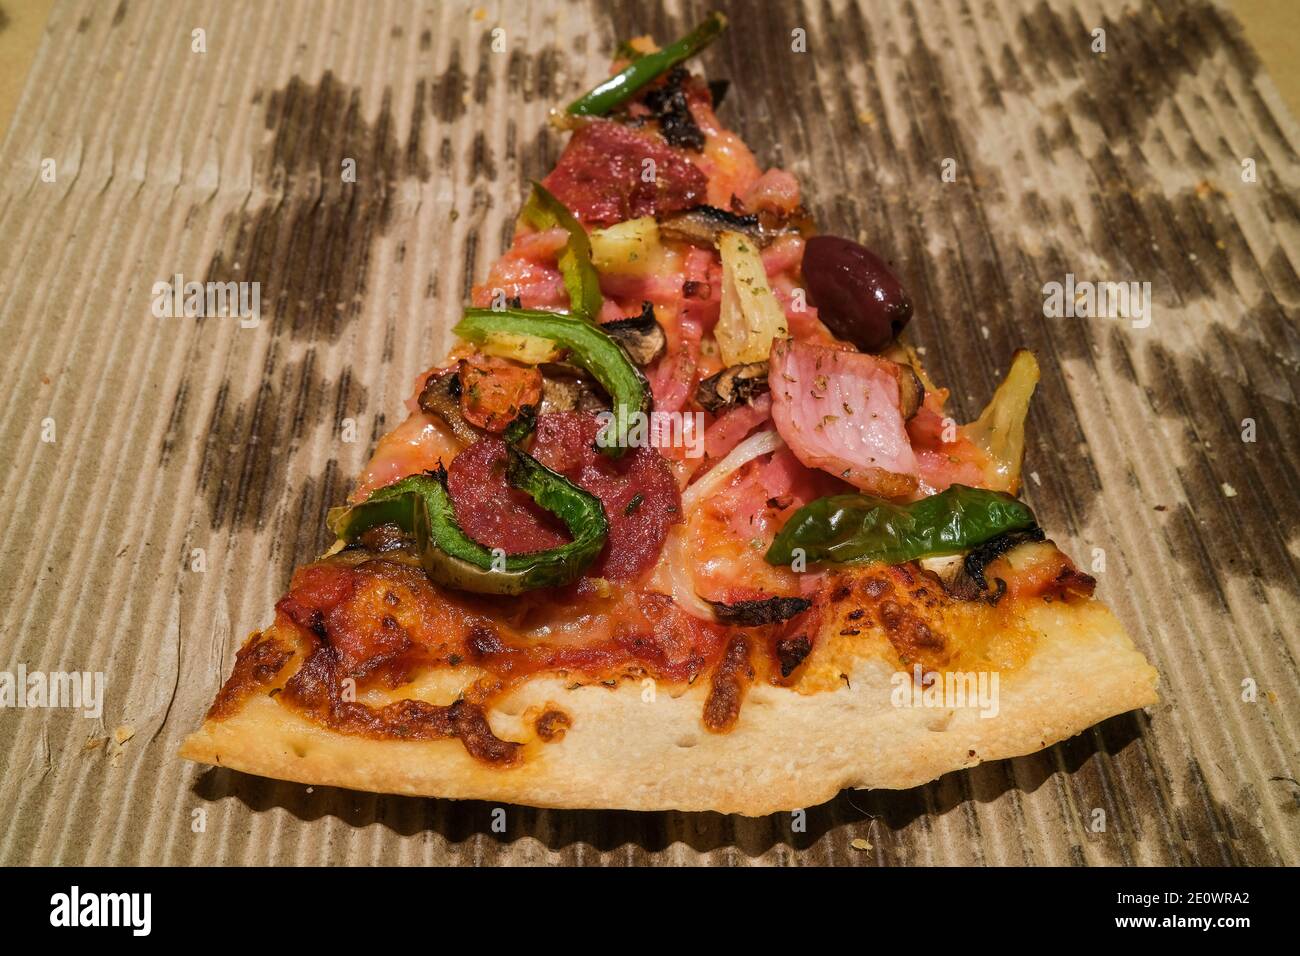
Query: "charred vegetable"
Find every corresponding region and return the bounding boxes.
[539,364,610,415]
[706,595,811,626]
[765,485,1037,567]
[896,362,925,420]
[641,65,705,151]
[802,235,913,352]
[328,455,608,595]
[601,302,667,366]
[566,12,728,117]
[694,361,769,412]
[660,205,768,249]
[418,369,482,445]
[455,308,651,457]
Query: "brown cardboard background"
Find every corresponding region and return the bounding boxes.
[0,0,1296,865]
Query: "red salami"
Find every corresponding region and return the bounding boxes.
[542,119,708,226]
[446,438,569,554]
[445,416,680,581]
[530,413,681,580]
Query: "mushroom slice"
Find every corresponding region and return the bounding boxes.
[694,361,769,413]
[896,362,925,421]
[601,302,667,367]
[417,370,482,446]
[659,204,770,249]
[539,364,610,415]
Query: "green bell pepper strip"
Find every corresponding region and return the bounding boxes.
[565,12,728,117]
[765,485,1038,567]
[455,308,651,458]
[520,182,602,321]
[327,453,608,595]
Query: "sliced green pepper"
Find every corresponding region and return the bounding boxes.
[565,12,728,117]
[520,182,602,320]
[327,452,608,595]
[765,485,1037,567]
[455,308,650,458]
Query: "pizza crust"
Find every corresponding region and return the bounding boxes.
[180,598,1157,815]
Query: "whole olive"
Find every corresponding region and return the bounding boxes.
[802,235,913,351]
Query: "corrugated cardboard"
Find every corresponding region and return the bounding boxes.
[1,0,1297,865]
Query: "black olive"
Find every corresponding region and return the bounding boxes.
[802,235,913,351]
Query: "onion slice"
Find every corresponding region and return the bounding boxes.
[681,428,784,514]
[650,428,785,621]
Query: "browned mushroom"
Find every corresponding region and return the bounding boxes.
[417,369,482,445]
[659,204,771,249]
[694,361,769,413]
[896,362,925,420]
[601,302,667,367]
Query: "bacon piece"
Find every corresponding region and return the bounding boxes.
[769,339,918,499]
[351,411,463,502]
[646,313,702,415]
[457,357,542,433]
[906,396,988,493]
[703,393,772,460]
[743,168,801,217]
[542,119,708,226]
[471,231,568,310]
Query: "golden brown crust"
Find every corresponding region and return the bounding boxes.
[181,598,1158,815]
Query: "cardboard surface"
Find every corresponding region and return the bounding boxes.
[1,0,1297,865]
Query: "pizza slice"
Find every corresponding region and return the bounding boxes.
[181,13,1157,815]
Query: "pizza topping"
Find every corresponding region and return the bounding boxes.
[769,338,918,497]
[706,595,811,626]
[765,484,1037,568]
[542,119,709,226]
[455,308,651,457]
[681,427,783,514]
[702,633,753,732]
[519,181,603,319]
[530,412,681,580]
[280,643,521,764]
[564,11,727,117]
[964,349,1040,495]
[417,369,481,445]
[328,451,609,595]
[715,231,789,366]
[801,235,914,352]
[447,438,569,553]
[640,65,707,150]
[589,216,663,278]
[351,411,462,503]
[702,392,772,461]
[740,168,804,222]
[986,539,1097,603]
[695,360,769,413]
[450,357,543,434]
[659,204,770,249]
[539,364,609,415]
[959,527,1047,594]
[600,302,668,366]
